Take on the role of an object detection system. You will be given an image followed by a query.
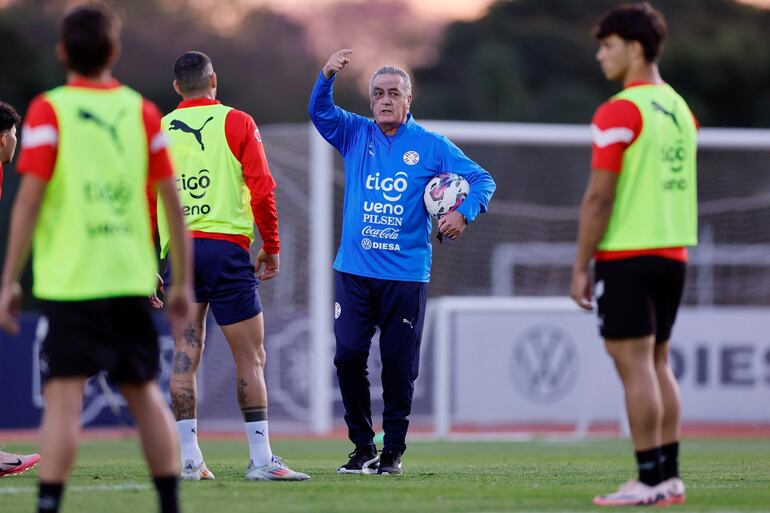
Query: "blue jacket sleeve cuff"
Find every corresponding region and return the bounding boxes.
[456,203,477,224]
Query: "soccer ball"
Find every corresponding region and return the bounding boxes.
[423,173,469,218]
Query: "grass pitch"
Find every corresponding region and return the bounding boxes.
[1,438,768,512]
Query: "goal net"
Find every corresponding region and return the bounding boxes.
[190,121,770,438]
[415,122,770,439]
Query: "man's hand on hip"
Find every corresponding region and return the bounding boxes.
[323,49,353,79]
[256,249,280,281]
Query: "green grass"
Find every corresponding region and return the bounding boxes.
[2,438,769,512]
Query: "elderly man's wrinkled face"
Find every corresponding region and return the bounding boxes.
[370,73,412,133]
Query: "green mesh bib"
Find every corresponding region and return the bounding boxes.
[598,84,698,251]
[34,85,156,300]
[158,104,254,257]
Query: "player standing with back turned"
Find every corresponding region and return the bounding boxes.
[155,51,309,482]
[571,3,697,507]
[0,5,192,512]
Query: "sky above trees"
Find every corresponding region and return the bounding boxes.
[218,0,770,20]
[209,0,496,20]
[1,0,769,126]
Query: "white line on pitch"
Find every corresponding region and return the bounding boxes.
[0,483,151,495]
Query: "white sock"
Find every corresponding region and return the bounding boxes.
[245,420,273,467]
[176,419,204,466]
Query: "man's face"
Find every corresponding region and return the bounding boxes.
[0,125,18,164]
[596,34,632,82]
[370,73,412,131]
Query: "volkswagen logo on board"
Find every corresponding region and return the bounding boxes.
[510,324,579,404]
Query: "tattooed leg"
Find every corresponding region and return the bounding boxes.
[221,313,268,415]
[170,303,208,421]
[171,383,197,420]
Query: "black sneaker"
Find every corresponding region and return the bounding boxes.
[337,445,379,474]
[377,449,402,475]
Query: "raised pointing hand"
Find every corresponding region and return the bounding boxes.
[323,49,353,79]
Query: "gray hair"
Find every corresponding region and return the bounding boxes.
[369,66,413,97]
[174,51,214,93]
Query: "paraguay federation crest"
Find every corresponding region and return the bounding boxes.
[403,150,420,165]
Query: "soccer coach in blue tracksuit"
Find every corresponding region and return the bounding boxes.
[309,49,495,475]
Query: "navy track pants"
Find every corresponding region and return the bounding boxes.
[333,271,428,453]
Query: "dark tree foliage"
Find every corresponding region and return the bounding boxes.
[0,0,322,306]
[413,0,770,127]
[0,0,320,123]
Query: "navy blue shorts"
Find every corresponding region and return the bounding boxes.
[165,238,261,326]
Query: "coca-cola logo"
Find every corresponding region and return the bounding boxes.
[361,225,400,240]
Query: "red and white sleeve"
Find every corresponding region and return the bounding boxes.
[225,110,280,254]
[590,99,642,173]
[17,96,59,181]
[142,99,174,183]
[142,99,175,234]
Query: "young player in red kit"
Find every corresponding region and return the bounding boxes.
[0,5,192,512]
[0,101,43,479]
[571,3,697,507]
[0,101,21,202]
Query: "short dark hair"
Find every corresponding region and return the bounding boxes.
[0,102,21,132]
[174,51,214,93]
[594,2,667,63]
[61,3,120,76]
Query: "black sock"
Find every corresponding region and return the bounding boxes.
[38,482,64,513]
[153,475,179,513]
[635,447,664,486]
[661,441,680,479]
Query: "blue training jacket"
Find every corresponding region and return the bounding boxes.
[308,72,496,282]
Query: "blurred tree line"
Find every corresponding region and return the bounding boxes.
[413,0,770,127]
[0,0,325,122]
[1,0,769,130]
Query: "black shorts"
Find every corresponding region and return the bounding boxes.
[594,256,686,343]
[39,297,160,384]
